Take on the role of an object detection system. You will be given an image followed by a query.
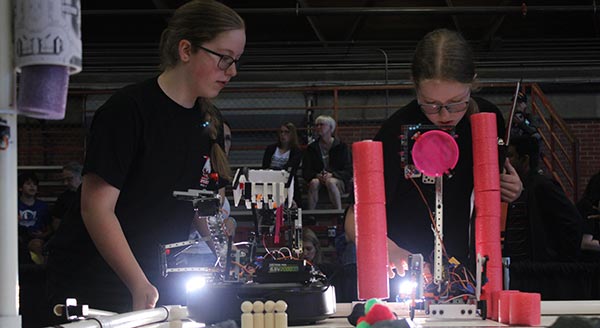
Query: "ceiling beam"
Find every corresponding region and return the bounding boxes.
[343,0,376,42]
[297,0,327,45]
[82,6,596,16]
[480,0,511,49]
[444,0,462,33]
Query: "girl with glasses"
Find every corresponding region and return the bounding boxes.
[46,0,245,318]
[345,29,523,283]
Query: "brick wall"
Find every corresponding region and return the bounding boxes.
[18,124,85,166]
[567,119,600,198]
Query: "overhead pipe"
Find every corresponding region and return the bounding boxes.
[82,6,596,16]
[376,49,390,116]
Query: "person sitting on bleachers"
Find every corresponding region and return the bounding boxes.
[504,136,584,262]
[262,122,302,172]
[51,162,83,232]
[577,170,600,260]
[262,122,303,207]
[302,115,352,210]
[18,172,52,264]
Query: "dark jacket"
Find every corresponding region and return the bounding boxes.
[302,137,352,184]
[505,172,584,262]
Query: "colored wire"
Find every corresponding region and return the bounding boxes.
[410,178,449,258]
[279,247,293,258]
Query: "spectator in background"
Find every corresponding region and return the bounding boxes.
[51,162,83,231]
[302,115,352,210]
[18,172,51,264]
[510,91,541,141]
[302,228,323,264]
[302,228,345,301]
[577,171,600,259]
[335,205,358,302]
[262,122,303,207]
[262,122,302,172]
[504,136,584,262]
[223,120,232,156]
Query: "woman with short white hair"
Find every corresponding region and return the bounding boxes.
[302,115,352,210]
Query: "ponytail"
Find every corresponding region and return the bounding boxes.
[201,99,232,182]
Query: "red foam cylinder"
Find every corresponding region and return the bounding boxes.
[355,202,389,299]
[473,164,500,192]
[489,290,502,320]
[470,112,498,141]
[497,290,519,323]
[353,140,389,300]
[474,190,501,218]
[482,265,503,302]
[472,113,503,311]
[481,273,503,305]
[475,218,501,246]
[354,173,386,204]
[509,292,541,326]
[472,140,499,166]
[352,140,384,173]
[476,241,503,268]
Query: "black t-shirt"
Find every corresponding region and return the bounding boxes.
[374,97,505,265]
[47,78,221,306]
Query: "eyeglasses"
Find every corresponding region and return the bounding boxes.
[418,99,470,114]
[197,45,239,71]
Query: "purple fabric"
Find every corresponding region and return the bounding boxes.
[18,65,69,120]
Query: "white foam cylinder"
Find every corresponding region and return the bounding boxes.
[14,0,82,120]
[50,306,187,328]
[0,0,21,326]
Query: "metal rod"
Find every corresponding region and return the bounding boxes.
[0,0,21,326]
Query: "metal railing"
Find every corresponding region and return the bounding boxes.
[529,84,579,202]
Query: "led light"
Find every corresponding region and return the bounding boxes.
[186,276,206,293]
[399,280,418,296]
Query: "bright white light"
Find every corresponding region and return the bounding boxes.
[186,276,206,293]
[399,280,417,296]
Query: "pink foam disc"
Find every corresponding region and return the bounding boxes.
[412,130,459,177]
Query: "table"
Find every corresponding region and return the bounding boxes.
[302,301,600,328]
[54,301,600,328]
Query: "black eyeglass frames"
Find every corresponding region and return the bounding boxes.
[197,45,239,71]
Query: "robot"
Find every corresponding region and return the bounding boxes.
[399,124,489,320]
[160,168,335,325]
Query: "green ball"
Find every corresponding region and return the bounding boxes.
[364,298,380,314]
[357,321,371,328]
